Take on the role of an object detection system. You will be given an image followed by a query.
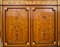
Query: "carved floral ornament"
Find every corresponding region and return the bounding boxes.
[3,0,57,5]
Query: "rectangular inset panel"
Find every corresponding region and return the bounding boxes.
[31,6,57,46]
[3,6,30,46]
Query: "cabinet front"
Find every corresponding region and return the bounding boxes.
[2,6,58,47]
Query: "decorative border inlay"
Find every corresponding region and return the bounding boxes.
[3,0,57,5]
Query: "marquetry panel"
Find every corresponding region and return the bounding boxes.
[3,6,30,46]
[3,0,57,5]
[58,6,60,46]
[31,6,57,46]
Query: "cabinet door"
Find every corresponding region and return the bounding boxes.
[31,6,58,46]
[3,6,30,46]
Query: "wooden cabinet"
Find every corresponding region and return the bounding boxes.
[2,6,58,47]
[0,0,59,47]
